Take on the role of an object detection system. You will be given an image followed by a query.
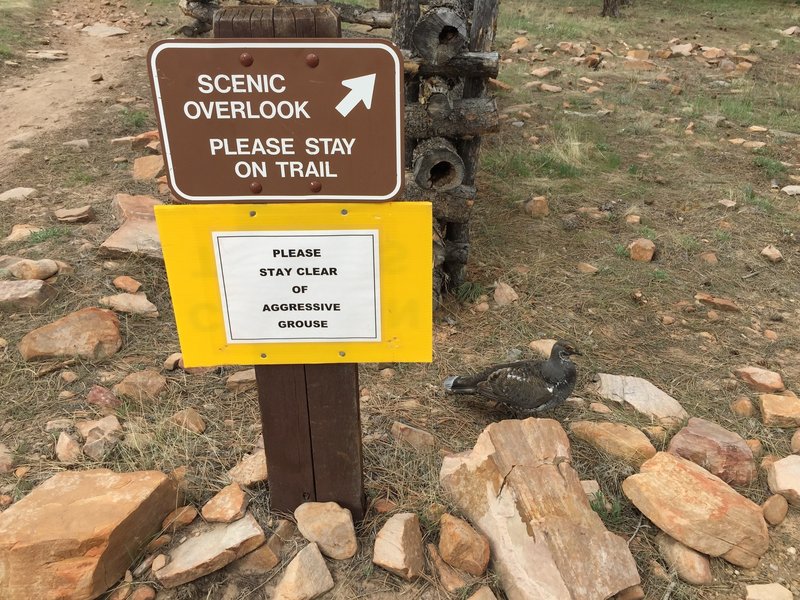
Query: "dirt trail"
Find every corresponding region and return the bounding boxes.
[0,0,155,179]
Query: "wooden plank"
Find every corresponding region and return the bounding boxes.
[256,7,275,38]
[231,7,256,38]
[255,365,316,512]
[305,364,364,519]
[212,7,234,37]
[313,6,341,37]
[293,6,317,37]
[272,6,297,37]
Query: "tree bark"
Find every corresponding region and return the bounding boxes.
[601,0,620,17]
[404,51,499,79]
[412,137,465,192]
[405,97,498,139]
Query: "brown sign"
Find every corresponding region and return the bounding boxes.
[148,39,404,202]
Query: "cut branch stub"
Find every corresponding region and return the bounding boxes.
[412,137,465,191]
[412,6,468,65]
[419,76,454,119]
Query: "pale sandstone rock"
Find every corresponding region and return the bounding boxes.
[18,308,122,361]
[8,259,59,280]
[267,519,297,557]
[694,292,740,312]
[0,443,14,473]
[113,275,142,294]
[731,396,754,417]
[766,455,800,506]
[427,543,467,593]
[225,368,257,391]
[391,421,435,452]
[0,187,37,202]
[570,421,656,468]
[100,194,162,260]
[99,293,158,317]
[86,385,121,411]
[467,587,498,600]
[151,554,167,571]
[155,512,265,588]
[3,224,43,244]
[761,245,782,263]
[781,185,800,196]
[55,432,81,463]
[591,373,688,422]
[440,419,640,599]
[132,155,165,181]
[162,505,198,532]
[622,452,769,567]
[54,205,94,223]
[439,513,490,576]
[294,501,357,560]
[170,408,206,434]
[540,83,562,93]
[576,262,599,274]
[128,586,156,600]
[113,370,166,401]
[735,367,784,393]
[746,583,793,600]
[667,417,756,485]
[76,415,123,441]
[230,543,279,575]
[163,352,183,370]
[762,494,789,525]
[0,280,56,311]
[792,429,800,454]
[529,338,557,358]
[0,469,177,600]
[531,66,560,78]
[493,281,519,306]
[524,196,549,218]
[758,393,800,427]
[373,513,425,580]
[202,483,248,523]
[272,543,334,600]
[656,533,713,585]
[228,452,268,486]
[628,238,655,261]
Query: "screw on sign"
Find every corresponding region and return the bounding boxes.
[148,37,404,203]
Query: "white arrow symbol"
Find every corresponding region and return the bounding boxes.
[335,73,376,117]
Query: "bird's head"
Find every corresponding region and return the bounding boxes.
[552,340,581,361]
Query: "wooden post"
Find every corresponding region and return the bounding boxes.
[214,5,366,520]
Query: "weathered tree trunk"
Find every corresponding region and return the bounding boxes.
[405,97,498,139]
[412,137,465,191]
[393,0,421,166]
[601,0,621,17]
[411,1,469,65]
[405,51,499,78]
[329,2,392,28]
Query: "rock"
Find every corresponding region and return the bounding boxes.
[294,502,358,562]
[746,439,763,458]
[591,373,688,422]
[762,494,789,525]
[77,415,123,440]
[698,251,718,265]
[8,259,59,280]
[441,419,640,598]
[155,512,265,588]
[162,505,198,532]
[589,402,611,414]
[438,513,490,576]
[373,513,424,580]
[528,338,557,358]
[731,396,755,417]
[666,417,756,486]
[746,583,793,600]
[86,385,122,411]
[576,262,599,274]
[151,554,168,572]
[766,455,800,505]
[99,293,158,317]
[570,421,656,468]
[272,543,334,600]
[113,370,166,401]
[45,418,72,432]
[230,543,279,575]
[793,429,800,453]
[0,443,14,473]
[100,194,162,260]
[628,238,655,261]
[112,275,142,294]
[694,292,740,312]
[225,368,257,391]
[427,543,467,593]
[781,185,800,196]
[616,585,645,600]
[531,66,560,78]
[391,421,435,452]
[758,393,800,427]
[54,205,94,223]
[761,245,782,263]
[55,432,81,463]
[202,483,248,523]
[493,281,519,306]
[540,83,562,93]
[524,196,549,218]
[267,519,296,557]
[622,452,769,567]
[656,533,713,585]
[170,408,206,434]
[163,352,183,370]
[3,224,43,244]
[671,43,693,56]
[467,587,498,600]
[228,452,268,486]
[83,416,124,460]
[782,25,800,36]
[0,280,56,311]
[734,367,784,393]
[132,156,165,181]
[0,187,37,202]
[128,586,156,600]
[0,469,177,600]
[18,308,122,361]
[82,24,129,37]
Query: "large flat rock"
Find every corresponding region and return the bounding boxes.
[590,373,688,423]
[0,469,178,600]
[623,452,769,568]
[440,418,640,600]
[99,194,162,260]
[0,279,56,311]
[18,307,122,361]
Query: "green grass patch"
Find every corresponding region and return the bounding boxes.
[67,169,97,186]
[754,155,787,179]
[456,281,487,304]
[638,225,656,240]
[27,227,69,245]
[742,185,774,213]
[119,109,151,132]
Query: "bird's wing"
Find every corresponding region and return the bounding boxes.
[476,363,554,410]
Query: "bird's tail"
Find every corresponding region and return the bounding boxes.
[443,376,476,394]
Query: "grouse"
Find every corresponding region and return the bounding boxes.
[443,340,581,414]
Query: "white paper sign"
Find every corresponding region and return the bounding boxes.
[213,230,381,343]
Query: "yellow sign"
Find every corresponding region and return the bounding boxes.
[155,202,432,366]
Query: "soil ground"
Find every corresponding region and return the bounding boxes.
[1,0,799,599]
